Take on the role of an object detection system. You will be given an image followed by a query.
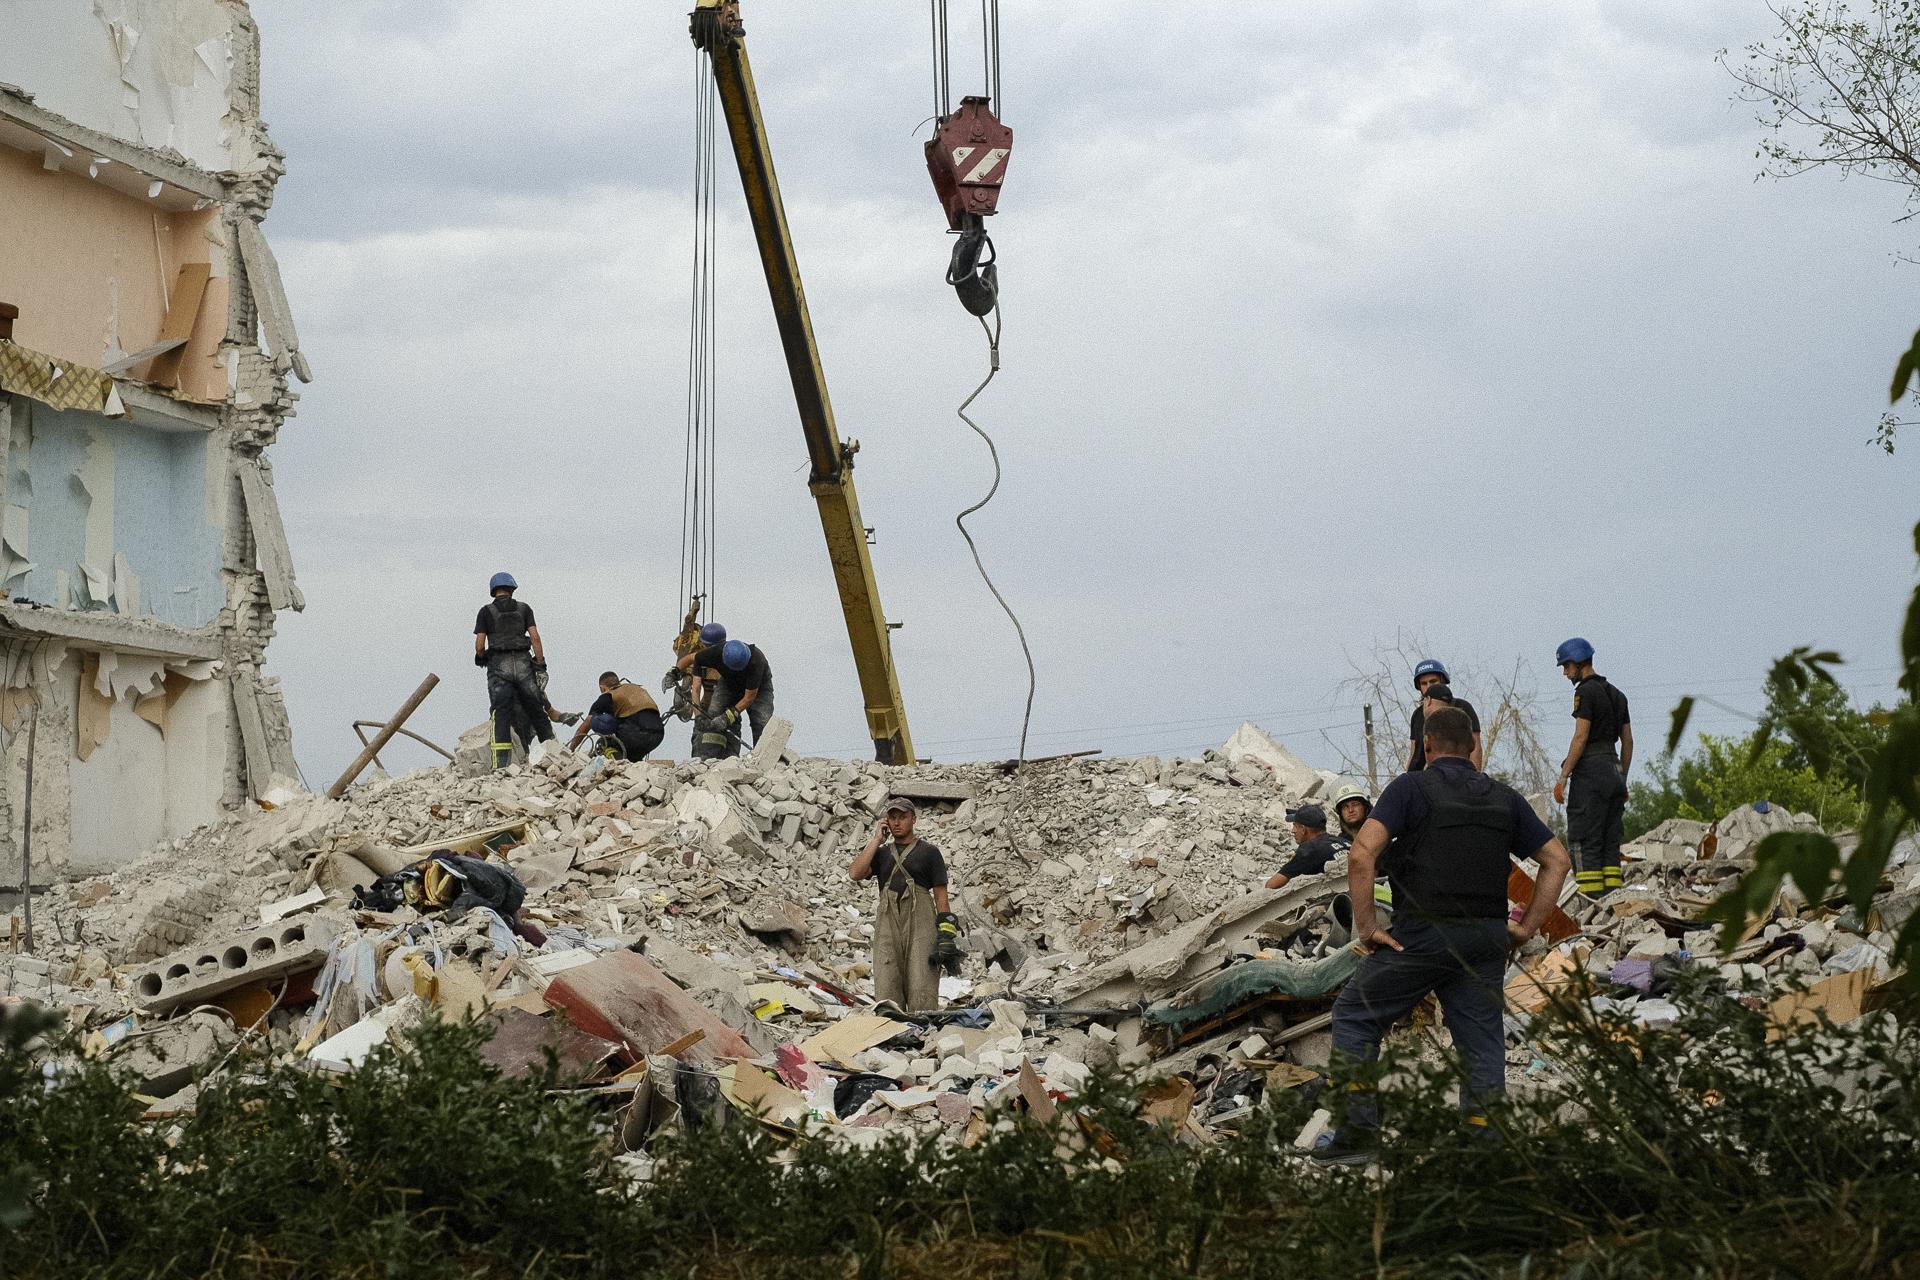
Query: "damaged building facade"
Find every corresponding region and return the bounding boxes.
[0,1,306,877]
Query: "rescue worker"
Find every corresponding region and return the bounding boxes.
[1266,804,1347,889]
[675,636,775,745]
[1330,782,1373,839]
[473,572,554,769]
[1552,637,1632,895]
[848,797,958,1011]
[567,672,665,762]
[1313,705,1572,1165]
[1406,658,1483,771]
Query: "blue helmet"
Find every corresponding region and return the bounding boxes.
[721,639,751,671]
[489,571,517,592]
[699,622,727,646]
[590,711,617,735]
[1555,637,1595,666]
[1413,658,1448,687]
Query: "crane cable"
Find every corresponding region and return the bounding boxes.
[952,302,1034,766]
[678,48,721,627]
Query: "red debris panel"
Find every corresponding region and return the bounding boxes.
[544,949,754,1067]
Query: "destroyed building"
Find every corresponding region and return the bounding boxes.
[0,1,306,878]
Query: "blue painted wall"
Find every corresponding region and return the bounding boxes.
[17,403,222,628]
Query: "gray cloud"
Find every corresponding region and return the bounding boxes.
[254,1,1919,785]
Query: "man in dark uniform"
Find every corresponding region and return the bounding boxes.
[567,671,665,762]
[472,572,554,770]
[1406,659,1483,771]
[1265,804,1347,888]
[1314,705,1572,1165]
[1552,637,1633,895]
[674,636,775,746]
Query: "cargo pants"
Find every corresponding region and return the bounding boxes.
[1567,753,1627,894]
[487,651,552,769]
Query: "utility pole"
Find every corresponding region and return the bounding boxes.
[1363,704,1378,794]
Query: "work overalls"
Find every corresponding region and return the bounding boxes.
[872,844,939,1011]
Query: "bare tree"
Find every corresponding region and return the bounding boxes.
[1332,631,1558,803]
[1720,1,1920,448]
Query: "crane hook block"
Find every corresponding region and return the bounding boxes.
[925,96,1012,231]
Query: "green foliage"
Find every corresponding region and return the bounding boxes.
[1676,732,1866,827]
[1671,513,1920,986]
[4,980,1920,1278]
[1624,717,1867,842]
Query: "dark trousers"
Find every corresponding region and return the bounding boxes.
[612,718,665,762]
[1329,915,1508,1132]
[1567,753,1626,891]
[487,652,552,767]
[714,680,775,744]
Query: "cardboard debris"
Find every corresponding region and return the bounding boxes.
[799,1013,909,1069]
[1768,968,1874,1038]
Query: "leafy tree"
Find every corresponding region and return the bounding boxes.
[1721,1,1920,449]
[1674,732,1865,827]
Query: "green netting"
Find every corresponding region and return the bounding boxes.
[1143,949,1358,1033]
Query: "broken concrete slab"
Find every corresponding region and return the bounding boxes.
[477,1007,621,1080]
[1219,722,1322,796]
[543,949,754,1067]
[1058,878,1331,1005]
[127,915,346,1014]
[748,717,794,769]
[107,1011,236,1097]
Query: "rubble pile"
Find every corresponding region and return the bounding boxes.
[1,718,1912,1154]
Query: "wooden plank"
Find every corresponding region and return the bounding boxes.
[144,262,211,389]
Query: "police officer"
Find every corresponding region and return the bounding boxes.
[1552,637,1633,896]
[1265,804,1347,889]
[472,572,554,770]
[567,671,665,762]
[1406,659,1483,771]
[1313,705,1572,1165]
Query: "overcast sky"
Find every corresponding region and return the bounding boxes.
[254,1,1919,787]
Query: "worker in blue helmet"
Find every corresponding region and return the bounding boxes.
[1553,638,1632,895]
[472,572,554,769]
[1406,659,1482,773]
[675,633,776,746]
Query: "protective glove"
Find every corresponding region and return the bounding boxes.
[723,707,740,726]
[533,659,548,675]
[931,911,962,974]
[473,651,489,668]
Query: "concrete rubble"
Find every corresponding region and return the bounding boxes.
[2,717,1913,1148]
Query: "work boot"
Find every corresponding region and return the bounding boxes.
[1308,1128,1378,1167]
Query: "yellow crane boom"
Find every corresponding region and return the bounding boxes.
[690,0,914,764]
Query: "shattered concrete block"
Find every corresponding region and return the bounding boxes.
[748,717,794,768]
[544,949,755,1067]
[127,915,346,1014]
[108,1011,237,1097]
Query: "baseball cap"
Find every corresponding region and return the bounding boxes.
[1288,804,1327,830]
[883,796,917,815]
[1422,683,1454,703]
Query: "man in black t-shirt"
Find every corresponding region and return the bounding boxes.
[1407,666,1483,771]
[674,637,776,746]
[567,672,665,762]
[1552,637,1633,895]
[472,573,554,770]
[1265,804,1348,889]
[849,797,953,1011]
